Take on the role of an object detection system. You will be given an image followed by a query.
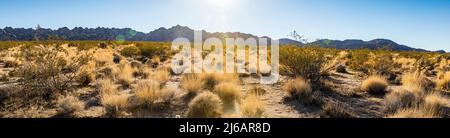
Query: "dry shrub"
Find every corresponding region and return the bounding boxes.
[361,75,388,95]
[384,87,422,113]
[387,108,436,118]
[240,95,265,118]
[115,62,134,88]
[134,79,174,108]
[284,77,322,106]
[437,72,450,90]
[320,102,355,118]
[16,45,91,99]
[154,69,171,85]
[401,72,434,91]
[181,74,204,95]
[279,46,327,84]
[423,93,448,116]
[101,93,129,117]
[213,82,241,106]
[187,92,223,118]
[199,73,221,90]
[56,95,85,116]
[98,79,118,96]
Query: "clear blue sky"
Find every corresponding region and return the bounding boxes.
[0,0,449,51]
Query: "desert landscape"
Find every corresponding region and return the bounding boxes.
[0,39,448,118]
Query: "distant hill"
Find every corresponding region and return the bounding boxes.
[0,25,439,52]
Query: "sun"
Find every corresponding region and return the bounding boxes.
[207,0,235,9]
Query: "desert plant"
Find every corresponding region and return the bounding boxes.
[120,46,141,58]
[154,69,171,85]
[181,74,204,95]
[240,95,265,118]
[115,62,134,88]
[320,102,355,118]
[384,87,422,113]
[134,79,174,108]
[213,82,241,107]
[187,92,223,118]
[361,75,388,95]
[101,93,129,118]
[56,95,85,116]
[284,77,322,106]
[387,108,436,118]
[279,46,327,84]
[16,45,91,99]
[437,72,450,90]
[423,93,447,116]
[401,71,434,91]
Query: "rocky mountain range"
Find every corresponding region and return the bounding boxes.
[0,25,440,52]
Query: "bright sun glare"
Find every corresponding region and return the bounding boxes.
[207,0,235,9]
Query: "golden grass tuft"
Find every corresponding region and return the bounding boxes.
[213,82,241,106]
[437,72,450,90]
[384,87,422,113]
[134,79,174,107]
[387,108,436,118]
[187,92,223,118]
[283,77,321,105]
[361,75,388,95]
[423,93,448,116]
[401,72,433,91]
[320,102,355,118]
[240,95,265,118]
[154,69,171,85]
[101,93,129,118]
[115,62,134,88]
[181,74,204,95]
[56,95,85,115]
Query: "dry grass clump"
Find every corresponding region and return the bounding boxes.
[115,62,134,88]
[101,93,129,118]
[98,79,118,96]
[199,73,222,90]
[401,72,434,91]
[213,82,241,107]
[240,95,265,118]
[387,108,436,118]
[395,57,416,70]
[384,87,422,113]
[284,77,322,106]
[181,74,204,95]
[437,72,450,90]
[187,92,223,118]
[320,102,355,118]
[134,79,174,108]
[423,93,448,116]
[56,95,85,116]
[361,75,388,95]
[154,69,171,85]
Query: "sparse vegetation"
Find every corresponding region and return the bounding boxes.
[187,92,223,118]
[361,75,388,95]
[240,95,265,118]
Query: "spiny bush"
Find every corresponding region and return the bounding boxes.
[361,75,388,95]
[284,77,322,106]
[120,46,141,58]
[16,45,91,99]
[279,46,327,84]
[240,95,265,118]
[213,82,241,107]
[187,92,223,118]
[181,74,204,95]
[56,95,85,116]
[320,102,355,118]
